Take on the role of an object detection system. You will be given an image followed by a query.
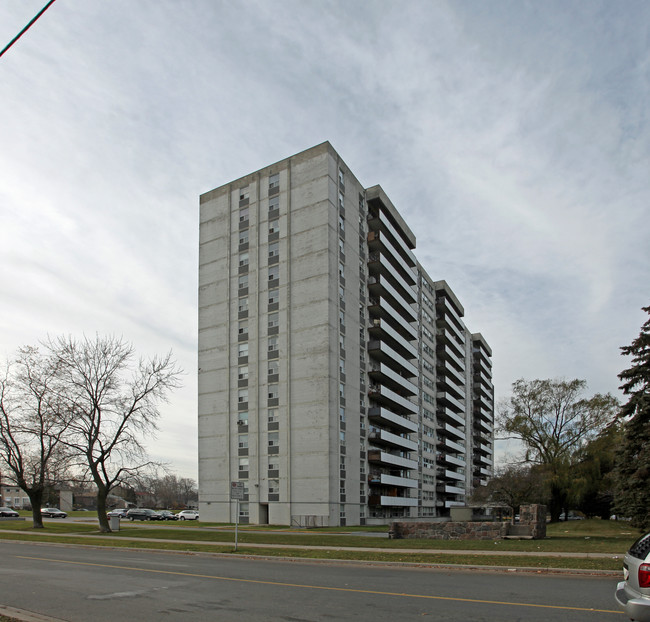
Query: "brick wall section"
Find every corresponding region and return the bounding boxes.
[390,521,509,540]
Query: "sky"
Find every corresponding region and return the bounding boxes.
[1,0,648,478]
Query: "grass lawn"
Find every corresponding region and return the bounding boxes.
[0,517,638,572]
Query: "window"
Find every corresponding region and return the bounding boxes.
[268,384,279,400]
[269,479,279,494]
[239,457,249,472]
[338,191,344,209]
[268,312,279,328]
[339,334,345,350]
[340,431,345,444]
[268,242,279,257]
[239,502,249,517]
[269,219,280,235]
[239,229,249,245]
[238,389,248,403]
[338,215,345,232]
[238,434,248,448]
[339,310,345,327]
[239,207,249,222]
[269,195,279,211]
[237,412,249,425]
[238,320,248,335]
[238,365,248,380]
[238,274,248,289]
[268,460,279,471]
[339,358,345,375]
[268,265,279,281]
[338,168,345,186]
[268,288,279,305]
[238,342,248,358]
[339,382,345,398]
[268,432,279,447]
[268,408,278,423]
[269,173,279,189]
[239,252,249,267]
[239,187,249,201]
[339,407,345,422]
[338,262,345,278]
[238,297,248,313]
[339,238,345,254]
[268,336,278,352]
[268,360,279,376]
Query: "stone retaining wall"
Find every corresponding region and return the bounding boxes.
[390,520,509,540]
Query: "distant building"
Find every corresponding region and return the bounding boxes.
[198,142,494,526]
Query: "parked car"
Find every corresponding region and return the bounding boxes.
[157,510,179,521]
[0,507,19,517]
[176,510,199,521]
[126,508,163,521]
[41,508,67,518]
[107,508,128,518]
[615,531,650,621]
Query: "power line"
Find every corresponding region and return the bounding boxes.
[0,0,58,60]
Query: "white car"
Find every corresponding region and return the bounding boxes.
[616,531,650,621]
[176,510,199,521]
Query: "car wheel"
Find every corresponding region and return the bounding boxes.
[181,516,185,520]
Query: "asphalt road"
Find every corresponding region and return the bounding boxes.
[0,541,624,622]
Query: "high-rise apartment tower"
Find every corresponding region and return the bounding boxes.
[198,142,494,526]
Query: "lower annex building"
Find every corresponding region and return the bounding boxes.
[198,142,494,526]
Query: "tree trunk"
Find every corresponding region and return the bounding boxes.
[27,490,44,529]
[96,486,111,533]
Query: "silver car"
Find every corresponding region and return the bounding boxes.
[616,531,650,621]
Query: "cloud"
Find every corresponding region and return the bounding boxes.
[1,0,648,478]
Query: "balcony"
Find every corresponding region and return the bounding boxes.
[368,427,417,452]
[368,249,417,304]
[475,416,493,435]
[437,468,465,482]
[367,208,417,266]
[368,494,418,507]
[377,473,418,489]
[438,422,466,441]
[437,315,466,345]
[437,373,466,403]
[368,361,418,396]
[436,295,464,329]
[437,343,466,372]
[473,368,493,392]
[367,232,417,285]
[368,406,418,433]
[367,275,418,323]
[368,383,418,414]
[368,318,418,360]
[368,449,418,470]
[368,340,418,378]
[437,391,465,413]
[441,361,466,388]
[438,453,466,467]
[438,436,465,453]
[368,296,418,341]
[436,483,466,495]
[438,405,466,427]
[437,327,466,360]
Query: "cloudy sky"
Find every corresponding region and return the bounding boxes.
[1,0,648,477]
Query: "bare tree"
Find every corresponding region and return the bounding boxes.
[0,347,72,528]
[46,335,182,532]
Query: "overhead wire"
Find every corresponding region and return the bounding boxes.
[0,0,58,60]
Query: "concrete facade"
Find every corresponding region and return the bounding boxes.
[198,142,494,526]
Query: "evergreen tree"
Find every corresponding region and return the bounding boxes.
[614,306,650,528]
